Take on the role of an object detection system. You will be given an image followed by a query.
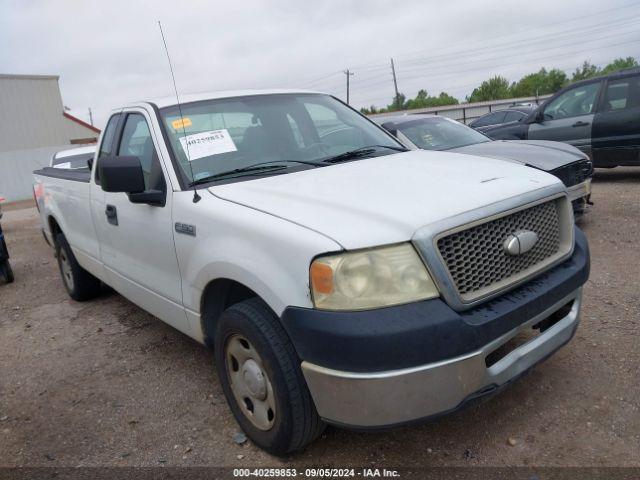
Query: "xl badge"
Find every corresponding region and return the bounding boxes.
[503,230,538,256]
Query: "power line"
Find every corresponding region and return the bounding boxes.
[336,29,640,93]
[297,71,343,88]
[288,6,640,93]
[303,15,640,93]
[397,17,640,72]
[348,1,640,71]
[350,38,640,106]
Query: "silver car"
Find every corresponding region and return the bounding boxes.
[373,114,593,215]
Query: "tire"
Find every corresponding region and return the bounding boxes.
[55,233,101,301]
[0,260,13,283]
[215,297,325,455]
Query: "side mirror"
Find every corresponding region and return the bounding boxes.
[99,156,145,194]
[99,156,166,206]
[527,110,543,124]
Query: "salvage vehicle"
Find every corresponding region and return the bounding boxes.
[374,114,593,215]
[33,90,590,454]
[468,105,536,134]
[486,68,640,167]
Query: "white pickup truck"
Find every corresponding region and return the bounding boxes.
[33,90,590,454]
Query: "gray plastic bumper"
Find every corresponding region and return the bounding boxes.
[302,288,582,428]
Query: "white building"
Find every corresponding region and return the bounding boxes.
[0,74,101,202]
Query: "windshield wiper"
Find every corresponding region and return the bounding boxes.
[321,145,408,164]
[188,160,327,186]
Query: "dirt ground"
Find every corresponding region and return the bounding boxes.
[0,169,639,469]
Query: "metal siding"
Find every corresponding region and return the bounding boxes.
[62,116,99,143]
[0,76,72,152]
[0,144,71,202]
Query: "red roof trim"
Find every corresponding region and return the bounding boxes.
[63,112,101,134]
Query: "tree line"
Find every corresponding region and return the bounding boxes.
[360,56,638,115]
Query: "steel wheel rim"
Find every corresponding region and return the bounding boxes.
[59,250,74,291]
[225,334,276,431]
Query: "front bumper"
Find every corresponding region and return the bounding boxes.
[302,288,581,428]
[567,179,592,214]
[281,227,590,428]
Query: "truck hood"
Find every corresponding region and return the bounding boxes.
[209,150,561,249]
[450,140,587,171]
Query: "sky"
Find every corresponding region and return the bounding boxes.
[1,0,638,129]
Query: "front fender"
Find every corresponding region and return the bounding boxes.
[173,191,340,318]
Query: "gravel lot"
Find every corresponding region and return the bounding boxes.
[0,168,639,469]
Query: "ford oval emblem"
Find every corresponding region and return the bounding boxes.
[503,230,539,256]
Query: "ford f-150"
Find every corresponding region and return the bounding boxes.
[33,90,590,454]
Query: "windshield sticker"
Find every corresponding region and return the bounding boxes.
[172,117,192,130]
[179,129,237,161]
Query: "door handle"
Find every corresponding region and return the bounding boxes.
[572,121,590,127]
[105,204,118,226]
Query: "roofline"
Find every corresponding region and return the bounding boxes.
[137,88,326,109]
[63,112,101,134]
[0,73,60,81]
[562,67,640,87]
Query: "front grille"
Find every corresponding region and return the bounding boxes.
[437,199,563,301]
[550,159,593,188]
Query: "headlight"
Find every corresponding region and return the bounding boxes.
[310,243,439,311]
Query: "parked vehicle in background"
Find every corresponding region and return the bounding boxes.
[375,114,593,215]
[33,90,589,454]
[486,68,640,167]
[0,204,14,283]
[468,106,536,133]
[51,145,96,170]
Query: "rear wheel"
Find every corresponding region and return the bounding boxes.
[215,297,325,455]
[55,233,101,301]
[0,260,13,283]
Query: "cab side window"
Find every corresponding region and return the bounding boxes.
[602,76,640,112]
[117,113,166,193]
[544,82,601,120]
[95,113,121,184]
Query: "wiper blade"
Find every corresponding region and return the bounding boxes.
[190,165,287,186]
[188,160,327,186]
[322,145,408,164]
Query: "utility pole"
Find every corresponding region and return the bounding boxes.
[343,69,354,104]
[88,108,94,126]
[390,58,400,109]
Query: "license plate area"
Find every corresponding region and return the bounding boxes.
[484,300,574,368]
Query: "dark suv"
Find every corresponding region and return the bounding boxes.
[485,68,640,168]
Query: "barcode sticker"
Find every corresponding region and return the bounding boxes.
[179,129,237,161]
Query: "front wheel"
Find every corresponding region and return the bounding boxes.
[0,260,13,283]
[55,233,101,301]
[215,298,325,455]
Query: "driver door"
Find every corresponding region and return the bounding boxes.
[93,109,189,334]
[529,80,603,156]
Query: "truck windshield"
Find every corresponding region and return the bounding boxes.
[396,117,491,151]
[159,93,402,183]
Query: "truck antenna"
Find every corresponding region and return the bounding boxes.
[158,20,201,203]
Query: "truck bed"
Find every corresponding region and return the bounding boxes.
[33,167,91,183]
[32,166,100,269]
